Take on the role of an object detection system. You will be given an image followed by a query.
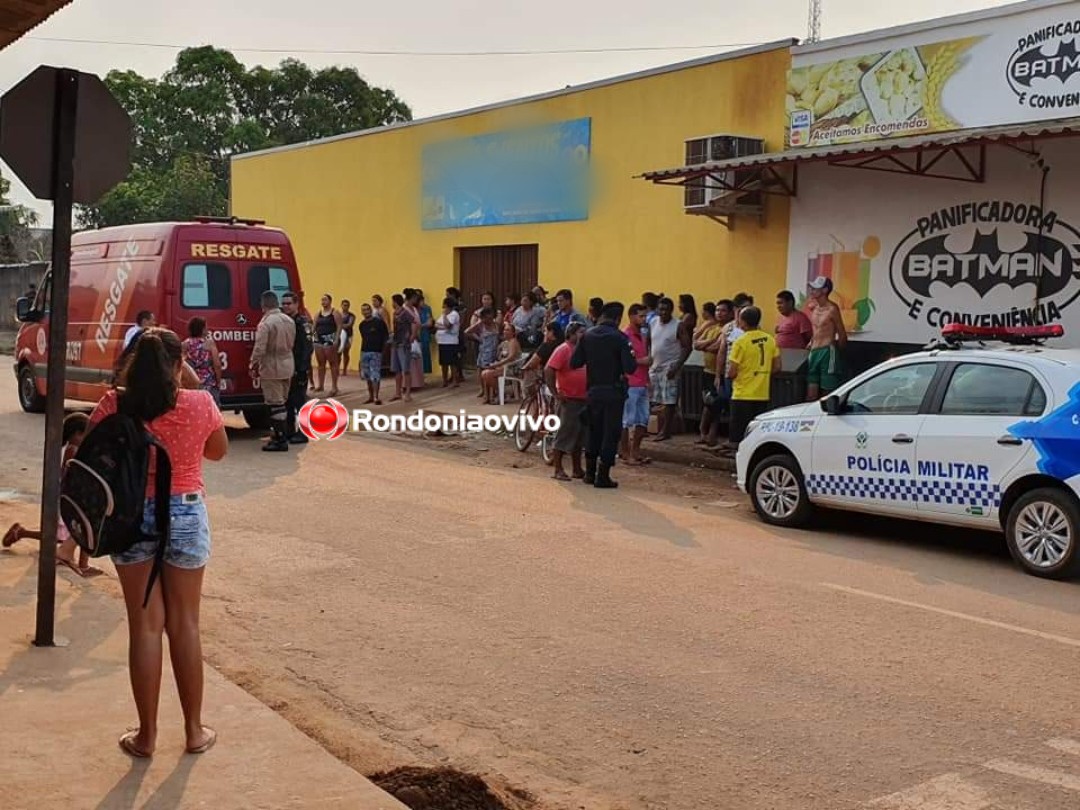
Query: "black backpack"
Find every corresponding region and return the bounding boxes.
[60,413,172,607]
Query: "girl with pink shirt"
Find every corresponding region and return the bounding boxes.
[89,328,228,759]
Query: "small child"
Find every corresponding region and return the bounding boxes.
[2,412,102,578]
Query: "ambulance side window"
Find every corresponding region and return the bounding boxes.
[35,274,50,314]
[182,263,231,309]
[940,364,1046,417]
[248,266,291,309]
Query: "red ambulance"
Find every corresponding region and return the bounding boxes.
[13,217,303,428]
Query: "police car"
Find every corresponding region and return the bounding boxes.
[736,325,1080,580]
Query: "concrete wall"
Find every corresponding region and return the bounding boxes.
[0,262,47,333]
[232,45,793,329]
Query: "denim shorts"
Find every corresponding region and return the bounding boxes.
[361,351,382,382]
[112,495,211,570]
[623,385,650,428]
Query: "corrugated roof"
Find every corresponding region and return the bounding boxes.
[0,0,73,50]
[640,118,1080,181]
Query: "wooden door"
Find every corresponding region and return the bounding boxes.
[457,244,538,317]
[457,245,539,367]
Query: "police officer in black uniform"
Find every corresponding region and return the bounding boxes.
[282,291,313,444]
[571,301,636,489]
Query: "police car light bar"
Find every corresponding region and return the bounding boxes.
[941,323,1065,343]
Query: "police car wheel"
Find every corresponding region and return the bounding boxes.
[749,455,812,528]
[1005,489,1080,580]
[17,364,45,413]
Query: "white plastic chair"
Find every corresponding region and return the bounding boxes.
[494,360,524,406]
[498,369,524,406]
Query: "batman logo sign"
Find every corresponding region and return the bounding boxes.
[894,228,1080,299]
[1009,35,1080,90]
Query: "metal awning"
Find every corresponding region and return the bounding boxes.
[640,117,1080,190]
[0,0,72,49]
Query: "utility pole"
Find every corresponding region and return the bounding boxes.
[808,0,822,44]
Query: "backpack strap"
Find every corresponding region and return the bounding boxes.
[141,435,173,610]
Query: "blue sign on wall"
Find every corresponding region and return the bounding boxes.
[421,118,591,230]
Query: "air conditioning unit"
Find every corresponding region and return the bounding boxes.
[683,134,765,211]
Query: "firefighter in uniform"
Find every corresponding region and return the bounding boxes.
[250,291,296,452]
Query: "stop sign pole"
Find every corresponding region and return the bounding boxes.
[35,69,78,647]
[0,66,131,647]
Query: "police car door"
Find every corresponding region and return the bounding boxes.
[916,360,1045,524]
[809,362,941,515]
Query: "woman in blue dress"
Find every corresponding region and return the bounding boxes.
[417,291,434,375]
[465,307,502,402]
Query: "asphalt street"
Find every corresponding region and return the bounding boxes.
[1,381,1078,810]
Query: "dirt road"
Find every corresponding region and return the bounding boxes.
[1,381,1078,810]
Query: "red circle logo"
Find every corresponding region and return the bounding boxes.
[297,398,349,441]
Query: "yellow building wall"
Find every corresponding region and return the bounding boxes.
[231,45,792,326]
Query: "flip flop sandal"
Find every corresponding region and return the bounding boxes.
[553,472,572,482]
[2,524,21,548]
[186,727,218,755]
[119,731,153,759]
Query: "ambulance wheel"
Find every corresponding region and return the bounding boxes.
[1005,488,1080,580]
[749,454,812,528]
[243,407,272,431]
[17,364,46,413]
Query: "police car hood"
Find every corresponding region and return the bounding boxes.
[759,403,819,421]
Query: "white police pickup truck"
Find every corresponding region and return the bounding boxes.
[736,325,1080,579]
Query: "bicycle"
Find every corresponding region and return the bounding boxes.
[514,380,557,463]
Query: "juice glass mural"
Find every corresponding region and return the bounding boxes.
[804,236,878,332]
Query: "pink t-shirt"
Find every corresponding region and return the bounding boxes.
[546,342,588,400]
[776,311,813,350]
[90,389,224,497]
[624,326,649,388]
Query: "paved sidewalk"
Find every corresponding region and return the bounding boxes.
[0,519,408,810]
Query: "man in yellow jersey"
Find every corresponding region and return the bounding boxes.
[721,306,780,457]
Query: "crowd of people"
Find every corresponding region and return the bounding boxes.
[273,277,843,484]
[284,277,849,468]
[96,277,848,464]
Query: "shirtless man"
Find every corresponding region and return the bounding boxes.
[806,276,847,401]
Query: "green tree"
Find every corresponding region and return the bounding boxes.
[78,47,411,228]
[0,170,39,263]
